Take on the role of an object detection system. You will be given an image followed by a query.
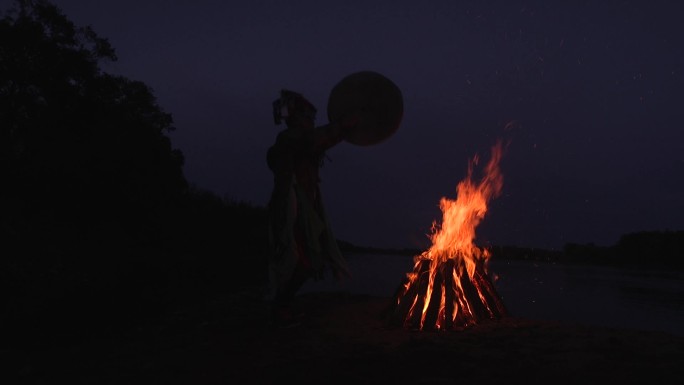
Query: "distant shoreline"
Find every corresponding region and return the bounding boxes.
[338,230,684,271]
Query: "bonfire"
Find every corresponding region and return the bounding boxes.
[387,140,508,331]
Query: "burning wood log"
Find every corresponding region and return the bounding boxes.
[385,140,509,331]
[386,255,507,331]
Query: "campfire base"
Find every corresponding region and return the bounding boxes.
[385,258,508,331]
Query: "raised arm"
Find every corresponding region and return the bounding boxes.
[311,115,360,152]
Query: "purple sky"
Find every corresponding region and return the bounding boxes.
[13,0,684,250]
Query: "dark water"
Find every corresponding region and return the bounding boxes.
[301,253,684,335]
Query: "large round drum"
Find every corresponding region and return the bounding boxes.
[327,71,403,146]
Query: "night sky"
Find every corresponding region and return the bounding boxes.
[18,0,684,251]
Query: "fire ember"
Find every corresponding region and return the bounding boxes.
[387,140,508,331]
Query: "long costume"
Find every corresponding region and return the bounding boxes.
[266,118,350,308]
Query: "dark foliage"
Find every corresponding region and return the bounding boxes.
[556,231,684,269]
[0,0,269,348]
[1,0,185,227]
[489,231,684,270]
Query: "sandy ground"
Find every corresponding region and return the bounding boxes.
[7,289,684,384]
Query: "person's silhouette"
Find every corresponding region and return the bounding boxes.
[265,89,357,327]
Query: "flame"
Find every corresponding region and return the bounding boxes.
[391,140,507,330]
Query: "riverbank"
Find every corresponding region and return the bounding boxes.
[7,290,683,384]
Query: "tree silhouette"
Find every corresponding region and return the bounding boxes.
[1,0,187,244]
[1,2,271,345]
